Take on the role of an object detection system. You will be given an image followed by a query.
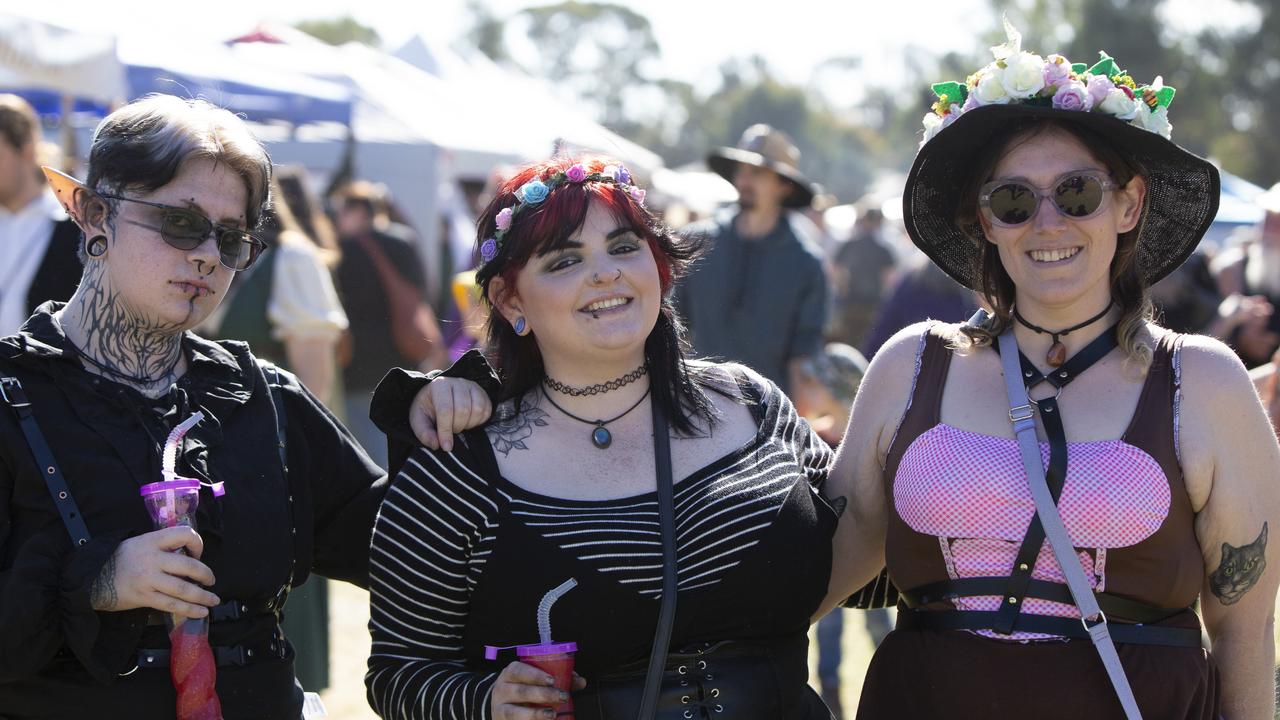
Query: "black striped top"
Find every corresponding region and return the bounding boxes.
[365,365,833,719]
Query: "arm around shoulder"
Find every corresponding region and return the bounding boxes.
[365,445,500,720]
[1177,334,1280,720]
[819,321,934,616]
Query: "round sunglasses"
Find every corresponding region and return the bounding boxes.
[99,194,267,271]
[979,171,1118,228]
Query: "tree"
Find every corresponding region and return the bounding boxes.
[513,1,661,127]
[293,16,381,48]
[465,0,508,62]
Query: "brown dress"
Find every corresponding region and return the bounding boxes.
[856,325,1220,719]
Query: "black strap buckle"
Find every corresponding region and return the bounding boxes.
[0,377,30,408]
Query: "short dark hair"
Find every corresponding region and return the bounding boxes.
[86,94,272,229]
[0,94,39,152]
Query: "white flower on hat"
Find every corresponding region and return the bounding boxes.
[1000,51,1047,99]
[920,105,961,146]
[1132,105,1172,139]
[1100,88,1141,120]
[974,67,1012,105]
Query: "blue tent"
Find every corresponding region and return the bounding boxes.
[1205,169,1267,248]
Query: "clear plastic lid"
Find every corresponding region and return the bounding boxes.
[139,479,201,495]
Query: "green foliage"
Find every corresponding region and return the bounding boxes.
[990,0,1277,184]
[293,16,381,48]
[517,1,661,127]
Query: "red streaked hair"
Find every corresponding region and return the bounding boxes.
[476,155,676,298]
[471,154,714,435]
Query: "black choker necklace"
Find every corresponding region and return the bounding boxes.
[540,386,650,449]
[67,339,181,386]
[1013,301,1113,368]
[544,364,647,397]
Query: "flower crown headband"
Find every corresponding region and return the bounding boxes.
[921,20,1177,147]
[480,162,647,265]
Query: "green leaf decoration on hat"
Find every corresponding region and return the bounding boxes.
[931,81,969,106]
[1154,85,1175,108]
[1071,62,1088,75]
[1087,52,1120,78]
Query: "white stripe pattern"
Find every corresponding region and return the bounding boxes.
[365,366,832,719]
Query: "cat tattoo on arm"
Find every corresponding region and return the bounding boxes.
[1209,522,1268,606]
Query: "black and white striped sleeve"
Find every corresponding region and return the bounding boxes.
[365,444,500,720]
[743,366,834,489]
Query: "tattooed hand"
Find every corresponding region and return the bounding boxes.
[1209,522,1269,606]
[410,377,493,452]
[89,527,220,619]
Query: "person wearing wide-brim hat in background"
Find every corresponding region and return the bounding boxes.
[816,22,1280,719]
[674,124,829,394]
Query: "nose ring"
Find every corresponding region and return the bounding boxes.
[593,269,623,283]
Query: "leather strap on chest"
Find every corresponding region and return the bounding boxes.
[987,328,1118,634]
[1,376,91,546]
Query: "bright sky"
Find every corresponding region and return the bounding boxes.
[19,0,1260,107]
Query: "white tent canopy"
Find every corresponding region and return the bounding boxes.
[0,13,125,103]
[392,34,663,178]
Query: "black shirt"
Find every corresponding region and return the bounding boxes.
[0,303,387,719]
[335,225,428,391]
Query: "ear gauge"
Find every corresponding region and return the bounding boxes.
[514,317,527,335]
[85,235,108,258]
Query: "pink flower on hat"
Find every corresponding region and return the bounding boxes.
[495,207,513,231]
[566,164,587,183]
[1086,73,1115,108]
[1052,79,1093,111]
[629,186,646,206]
[1043,54,1071,89]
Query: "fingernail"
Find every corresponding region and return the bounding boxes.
[543,675,556,686]
[543,711,555,720]
[559,691,571,703]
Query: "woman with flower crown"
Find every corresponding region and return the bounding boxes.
[363,156,843,719]
[812,23,1280,719]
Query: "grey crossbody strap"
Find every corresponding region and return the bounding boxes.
[997,329,1143,720]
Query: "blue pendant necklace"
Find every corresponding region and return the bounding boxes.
[540,385,651,449]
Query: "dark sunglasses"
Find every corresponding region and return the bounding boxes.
[979,171,1118,228]
[99,194,267,271]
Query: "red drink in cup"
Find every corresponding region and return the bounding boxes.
[140,479,224,720]
[517,642,577,719]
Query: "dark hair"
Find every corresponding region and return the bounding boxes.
[0,94,38,151]
[954,119,1153,365]
[474,155,714,435]
[274,166,341,267]
[86,95,272,230]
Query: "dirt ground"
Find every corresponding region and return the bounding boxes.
[316,581,879,719]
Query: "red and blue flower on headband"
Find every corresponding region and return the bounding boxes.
[480,162,646,264]
[921,20,1177,147]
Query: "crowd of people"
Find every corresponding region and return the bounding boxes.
[1,23,1279,720]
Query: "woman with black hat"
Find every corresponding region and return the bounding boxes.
[820,25,1280,720]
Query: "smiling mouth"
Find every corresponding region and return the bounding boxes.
[172,281,213,298]
[580,297,632,316]
[1028,247,1082,263]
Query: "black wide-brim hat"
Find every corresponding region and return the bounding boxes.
[903,103,1220,291]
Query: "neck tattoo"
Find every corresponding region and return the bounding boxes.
[63,265,187,392]
[1013,300,1114,368]
[544,364,647,396]
[540,385,650,449]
